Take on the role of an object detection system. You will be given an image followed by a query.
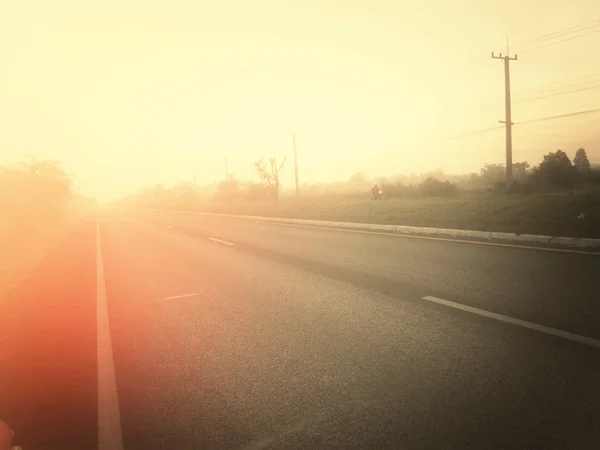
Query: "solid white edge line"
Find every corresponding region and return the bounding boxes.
[154,209,600,256]
[96,218,124,450]
[257,222,600,256]
[160,292,201,301]
[208,237,235,246]
[422,295,600,349]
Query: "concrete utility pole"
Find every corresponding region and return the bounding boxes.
[290,133,300,197]
[491,48,517,191]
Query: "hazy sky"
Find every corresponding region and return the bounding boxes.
[1,0,600,199]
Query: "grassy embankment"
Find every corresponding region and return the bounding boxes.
[167,187,600,239]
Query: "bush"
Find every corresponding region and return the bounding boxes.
[581,168,600,185]
[214,178,242,201]
[381,182,418,199]
[532,150,578,189]
[419,177,457,197]
[245,182,272,201]
[0,158,72,233]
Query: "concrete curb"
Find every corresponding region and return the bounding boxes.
[153,209,600,250]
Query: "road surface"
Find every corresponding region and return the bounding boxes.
[1,208,599,449]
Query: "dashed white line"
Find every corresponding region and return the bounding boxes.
[160,292,201,301]
[96,218,124,450]
[422,295,600,349]
[164,224,173,228]
[208,237,235,246]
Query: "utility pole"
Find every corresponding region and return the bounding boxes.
[290,133,300,197]
[491,45,517,191]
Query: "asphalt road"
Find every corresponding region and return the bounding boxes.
[1,209,600,449]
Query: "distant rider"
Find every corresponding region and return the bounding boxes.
[372,184,381,200]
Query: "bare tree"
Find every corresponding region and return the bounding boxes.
[254,156,287,203]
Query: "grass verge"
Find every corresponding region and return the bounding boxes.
[182,188,600,239]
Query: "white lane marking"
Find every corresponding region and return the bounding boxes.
[164,224,173,228]
[208,237,235,246]
[160,292,201,301]
[422,295,600,349]
[96,218,124,450]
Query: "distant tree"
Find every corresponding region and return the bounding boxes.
[215,177,241,201]
[254,156,286,204]
[512,161,530,182]
[424,169,445,181]
[574,148,591,173]
[534,150,577,188]
[0,157,72,233]
[419,177,457,197]
[480,163,505,184]
[168,182,197,206]
[380,181,411,198]
[479,161,529,187]
[244,182,271,201]
[348,172,366,185]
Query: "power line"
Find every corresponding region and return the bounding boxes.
[483,77,600,108]
[518,27,600,54]
[494,19,600,53]
[510,18,600,49]
[476,76,600,111]
[448,107,600,140]
[513,83,600,104]
[515,107,600,125]
[516,74,600,94]
[515,23,600,52]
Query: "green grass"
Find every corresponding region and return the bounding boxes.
[187,187,600,239]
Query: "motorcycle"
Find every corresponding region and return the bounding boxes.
[371,188,383,200]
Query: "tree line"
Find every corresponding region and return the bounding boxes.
[478,148,597,190]
[135,147,599,206]
[376,148,599,198]
[0,157,73,236]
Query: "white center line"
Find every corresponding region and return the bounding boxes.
[208,237,235,246]
[160,292,201,301]
[96,218,124,450]
[422,295,600,349]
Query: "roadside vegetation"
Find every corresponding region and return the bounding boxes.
[0,157,94,294]
[133,148,600,239]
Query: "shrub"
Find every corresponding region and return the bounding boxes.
[419,177,457,197]
[582,168,600,185]
[532,150,578,189]
[214,178,242,201]
[245,182,272,201]
[381,182,418,198]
